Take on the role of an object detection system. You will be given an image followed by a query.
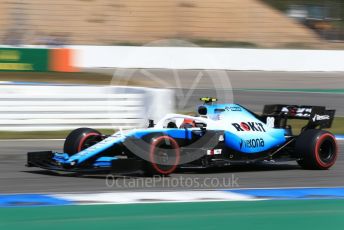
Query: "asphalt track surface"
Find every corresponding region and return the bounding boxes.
[0,139,343,193]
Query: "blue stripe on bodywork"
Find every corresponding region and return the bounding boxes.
[67,135,126,164]
[65,129,193,165]
[227,187,344,199]
[0,194,72,207]
[93,156,118,167]
[132,129,193,140]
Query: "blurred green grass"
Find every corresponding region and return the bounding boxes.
[1,200,344,230]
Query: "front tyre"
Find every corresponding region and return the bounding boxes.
[295,130,337,170]
[145,135,180,176]
[63,128,102,156]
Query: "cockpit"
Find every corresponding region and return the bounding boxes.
[157,115,208,129]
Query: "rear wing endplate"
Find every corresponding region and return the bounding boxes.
[262,104,335,129]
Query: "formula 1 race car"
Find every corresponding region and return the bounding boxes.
[27,97,338,175]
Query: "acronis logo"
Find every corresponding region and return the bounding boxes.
[240,138,265,149]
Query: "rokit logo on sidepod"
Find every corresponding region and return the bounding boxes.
[231,122,266,132]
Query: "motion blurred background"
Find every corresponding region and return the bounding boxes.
[0,0,344,135]
[1,1,344,229]
[1,0,344,48]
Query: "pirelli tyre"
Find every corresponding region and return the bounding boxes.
[63,128,102,156]
[144,135,180,176]
[295,129,337,170]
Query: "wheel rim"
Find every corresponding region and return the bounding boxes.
[318,139,335,163]
[150,136,180,175]
[152,145,177,172]
[156,150,169,164]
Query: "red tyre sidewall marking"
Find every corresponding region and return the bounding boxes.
[314,133,338,168]
[149,136,180,175]
[77,132,100,152]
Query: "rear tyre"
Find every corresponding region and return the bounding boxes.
[144,135,180,176]
[63,128,102,156]
[295,130,337,170]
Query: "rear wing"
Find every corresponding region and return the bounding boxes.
[262,104,335,129]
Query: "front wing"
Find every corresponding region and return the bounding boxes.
[27,151,144,173]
